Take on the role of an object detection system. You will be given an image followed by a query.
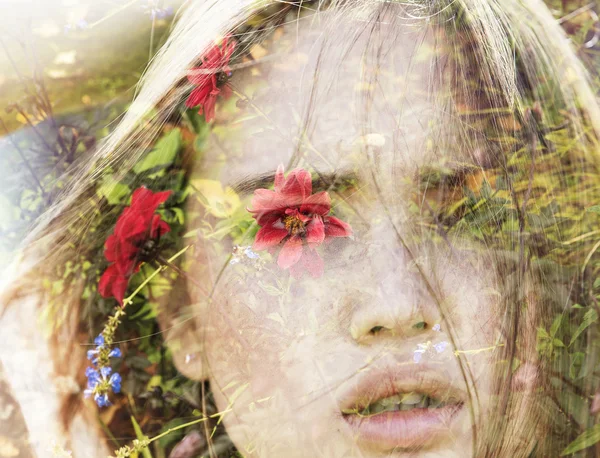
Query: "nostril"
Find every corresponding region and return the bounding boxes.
[369,325,386,335]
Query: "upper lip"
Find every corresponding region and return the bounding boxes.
[338,359,467,412]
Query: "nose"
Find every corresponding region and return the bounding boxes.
[347,267,440,344]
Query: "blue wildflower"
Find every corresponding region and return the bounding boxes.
[87,334,105,363]
[84,366,122,408]
[244,247,260,259]
[87,334,121,365]
[109,347,122,358]
[95,393,110,408]
[84,332,123,407]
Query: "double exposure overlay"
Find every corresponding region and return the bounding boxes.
[1,1,600,457]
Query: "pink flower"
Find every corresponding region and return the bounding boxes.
[185,35,236,122]
[249,165,352,278]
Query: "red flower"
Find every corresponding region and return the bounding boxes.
[99,187,171,304]
[249,165,352,278]
[186,35,236,123]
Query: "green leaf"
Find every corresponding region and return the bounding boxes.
[561,423,600,455]
[569,352,585,380]
[570,309,598,346]
[134,128,182,174]
[129,301,158,321]
[537,326,550,339]
[553,338,565,348]
[586,205,600,214]
[130,415,153,458]
[97,175,130,205]
[550,315,563,337]
[480,180,492,199]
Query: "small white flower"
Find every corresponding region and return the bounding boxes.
[48,441,72,457]
[413,340,450,363]
[244,246,260,259]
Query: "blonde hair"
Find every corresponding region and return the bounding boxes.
[1,1,600,456]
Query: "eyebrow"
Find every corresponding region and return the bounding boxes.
[230,169,360,195]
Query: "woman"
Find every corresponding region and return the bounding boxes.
[2,0,600,457]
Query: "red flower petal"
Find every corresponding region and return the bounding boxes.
[288,248,324,279]
[300,191,331,216]
[100,187,171,303]
[324,216,353,237]
[274,164,285,192]
[277,236,303,270]
[131,187,171,212]
[186,79,214,107]
[116,212,147,241]
[288,261,304,279]
[250,189,294,224]
[280,168,312,200]
[302,248,324,278]
[203,92,219,122]
[150,214,171,239]
[305,216,325,248]
[187,69,217,87]
[254,224,289,251]
[220,84,233,99]
[99,265,129,305]
[104,234,118,263]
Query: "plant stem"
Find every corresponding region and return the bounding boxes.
[147,408,233,444]
[122,245,192,307]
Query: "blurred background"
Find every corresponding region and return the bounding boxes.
[0,0,597,456]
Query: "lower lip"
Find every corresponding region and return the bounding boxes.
[343,404,463,450]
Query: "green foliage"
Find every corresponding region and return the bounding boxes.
[134,128,183,175]
[561,424,600,455]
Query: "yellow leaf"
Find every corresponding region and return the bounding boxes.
[192,179,241,218]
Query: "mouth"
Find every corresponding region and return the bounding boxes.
[340,369,465,451]
[342,391,461,415]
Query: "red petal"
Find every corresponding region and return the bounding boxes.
[99,265,129,305]
[277,236,303,269]
[131,187,171,213]
[250,189,294,224]
[305,216,325,248]
[187,69,216,87]
[186,86,210,108]
[104,234,118,262]
[253,224,289,251]
[288,261,305,280]
[274,164,285,192]
[280,168,312,200]
[221,36,236,63]
[302,248,324,278]
[203,92,218,122]
[221,84,232,99]
[117,213,144,238]
[300,191,331,216]
[150,214,171,239]
[324,216,352,237]
[252,210,284,227]
[111,275,129,305]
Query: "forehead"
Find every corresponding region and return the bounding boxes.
[200,9,465,185]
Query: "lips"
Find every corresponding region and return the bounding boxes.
[339,364,466,451]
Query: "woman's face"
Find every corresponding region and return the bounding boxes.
[184,14,501,458]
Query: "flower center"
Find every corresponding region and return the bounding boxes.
[216,71,231,87]
[138,238,159,263]
[283,213,307,236]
